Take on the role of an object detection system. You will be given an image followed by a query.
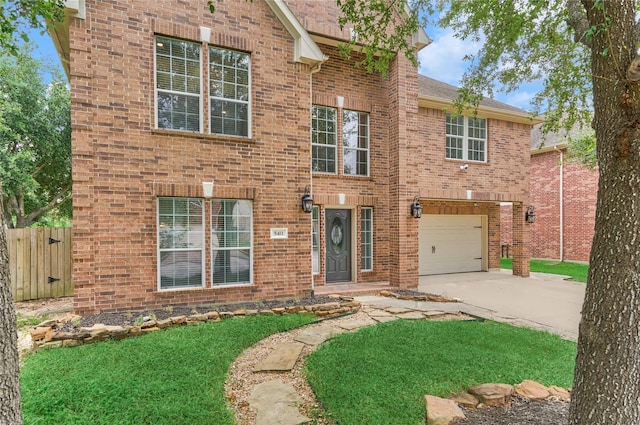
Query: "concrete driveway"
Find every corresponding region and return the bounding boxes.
[418,270,585,341]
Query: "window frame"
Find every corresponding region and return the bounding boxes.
[208,47,251,138]
[360,207,373,272]
[311,105,338,174]
[157,197,205,291]
[211,199,254,286]
[445,113,487,163]
[343,110,370,177]
[312,206,320,275]
[154,36,203,132]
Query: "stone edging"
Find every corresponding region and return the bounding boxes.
[29,297,361,351]
[378,290,459,303]
[425,380,571,425]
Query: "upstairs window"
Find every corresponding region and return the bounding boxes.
[343,110,369,176]
[312,106,337,174]
[446,113,487,162]
[155,37,201,132]
[209,48,250,137]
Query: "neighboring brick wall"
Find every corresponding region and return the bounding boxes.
[527,149,597,262]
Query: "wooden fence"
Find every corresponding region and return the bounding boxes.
[7,227,73,302]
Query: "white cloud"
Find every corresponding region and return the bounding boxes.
[418,28,481,86]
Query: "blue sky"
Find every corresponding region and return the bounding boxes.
[31,21,540,112]
[418,25,542,111]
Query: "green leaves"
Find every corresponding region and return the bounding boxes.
[0,0,65,56]
[0,45,71,227]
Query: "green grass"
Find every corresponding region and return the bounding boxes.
[501,258,589,283]
[305,320,576,425]
[20,314,316,425]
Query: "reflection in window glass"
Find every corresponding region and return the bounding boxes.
[212,199,253,285]
[361,208,373,271]
[209,48,250,137]
[312,106,337,173]
[155,36,201,131]
[343,110,369,176]
[158,198,204,289]
[312,206,320,274]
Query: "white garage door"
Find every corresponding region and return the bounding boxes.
[419,215,484,275]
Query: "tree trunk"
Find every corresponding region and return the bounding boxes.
[569,1,640,423]
[0,188,23,423]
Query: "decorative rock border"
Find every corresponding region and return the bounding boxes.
[425,380,571,425]
[29,297,361,351]
[379,290,459,303]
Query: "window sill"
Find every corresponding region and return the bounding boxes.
[445,158,489,165]
[152,129,255,144]
[312,173,373,181]
[156,283,254,294]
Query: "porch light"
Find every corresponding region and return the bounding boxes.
[301,185,313,213]
[202,181,214,198]
[410,195,422,219]
[525,205,536,224]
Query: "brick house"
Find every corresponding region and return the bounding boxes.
[50,0,536,314]
[502,125,597,262]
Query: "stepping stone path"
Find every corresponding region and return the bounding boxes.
[244,304,467,425]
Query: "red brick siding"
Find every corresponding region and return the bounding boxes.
[527,149,597,262]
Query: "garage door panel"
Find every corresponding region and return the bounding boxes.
[419,215,484,275]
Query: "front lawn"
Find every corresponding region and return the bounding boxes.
[305,319,576,425]
[20,314,316,425]
[501,258,589,283]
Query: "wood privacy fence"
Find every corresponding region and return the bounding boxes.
[7,227,73,302]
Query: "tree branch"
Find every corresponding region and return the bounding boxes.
[566,0,592,47]
[22,183,71,227]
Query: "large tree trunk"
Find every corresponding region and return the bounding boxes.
[0,188,22,424]
[569,1,640,423]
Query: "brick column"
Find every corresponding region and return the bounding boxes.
[512,203,530,277]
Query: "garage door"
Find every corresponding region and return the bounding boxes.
[419,215,484,275]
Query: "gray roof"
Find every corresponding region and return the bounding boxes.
[418,75,527,114]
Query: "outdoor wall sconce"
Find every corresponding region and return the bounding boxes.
[202,181,214,198]
[301,185,314,213]
[525,205,536,224]
[410,195,422,219]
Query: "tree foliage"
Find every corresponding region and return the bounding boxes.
[0,0,65,55]
[0,46,71,228]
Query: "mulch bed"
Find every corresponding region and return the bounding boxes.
[455,395,569,424]
[59,296,338,332]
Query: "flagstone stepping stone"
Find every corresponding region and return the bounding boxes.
[368,309,394,317]
[249,380,311,425]
[294,325,337,346]
[371,315,398,323]
[385,307,413,314]
[338,318,376,330]
[423,310,447,318]
[253,342,304,372]
[397,311,426,320]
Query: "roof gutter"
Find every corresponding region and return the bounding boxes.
[418,96,543,126]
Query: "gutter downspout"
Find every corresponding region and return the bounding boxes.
[309,65,322,298]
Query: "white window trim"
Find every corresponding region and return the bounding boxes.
[154,36,204,133]
[312,206,320,275]
[343,110,370,177]
[312,105,338,175]
[208,48,252,138]
[361,207,373,272]
[211,199,254,286]
[446,114,487,163]
[157,197,206,291]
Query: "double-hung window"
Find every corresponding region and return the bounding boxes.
[209,48,250,137]
[311,106,337,173]
[343,110,369,176]
[155,37,201,132]
[155,35,251,137]
[360,208,373,271]
[158,198,204,289]
[445,113,487,162]
[212,199,253,285]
